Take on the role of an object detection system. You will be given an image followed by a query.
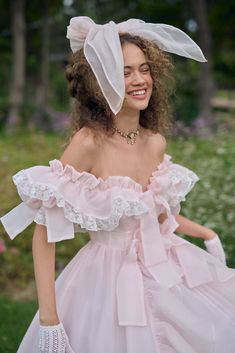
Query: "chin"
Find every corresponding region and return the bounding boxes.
[128,100,150,111]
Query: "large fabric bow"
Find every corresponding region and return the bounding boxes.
[67,16,207,114]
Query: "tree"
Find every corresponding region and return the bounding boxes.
[191,0,214,126]
[7,0,26,129]
[33,2,50,129]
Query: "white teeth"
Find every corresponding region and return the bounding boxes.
[131,90,146,96]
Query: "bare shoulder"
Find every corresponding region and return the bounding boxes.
[145,131,167,161]
[60,127,99,172]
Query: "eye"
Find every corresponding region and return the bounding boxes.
[124,71,131,77]
[141,66,150,73]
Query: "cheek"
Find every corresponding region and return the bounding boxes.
[124,78,131,94]
[148,79,153,96]
[148,75,153,88]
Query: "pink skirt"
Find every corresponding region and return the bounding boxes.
[17,230,235,353]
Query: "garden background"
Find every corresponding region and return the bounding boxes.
[0,0,235,352]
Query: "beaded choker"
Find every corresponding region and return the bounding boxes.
[114,126,140,145]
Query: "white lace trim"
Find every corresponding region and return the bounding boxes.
[13,171,149,232]
[164,168,199,209]
[39,323,75,353]
[13,172,65,205]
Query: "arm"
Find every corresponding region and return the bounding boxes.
[32,129,98,352]
[32,224,59,325]
[156,135,225,262]
[175,214,226,263]
[33,127,98,325]
[158,212,216,240]
[174,214,216,240]
[33,229,75,353]
[158,213,226,263]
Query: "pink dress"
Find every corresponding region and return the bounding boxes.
[1,154,235,353]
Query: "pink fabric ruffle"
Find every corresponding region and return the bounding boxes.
[149,154,199,215]
[1,154,199,242]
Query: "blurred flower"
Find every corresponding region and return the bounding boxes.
[9,246,19,255]
[0,239,6,253]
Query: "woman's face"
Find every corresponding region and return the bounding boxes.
[121,42,153,113]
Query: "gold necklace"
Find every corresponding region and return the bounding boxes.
[114,126,140,145]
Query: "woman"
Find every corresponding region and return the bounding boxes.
[1,17,235,353]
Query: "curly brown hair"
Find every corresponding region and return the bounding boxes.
[65,33,175,137]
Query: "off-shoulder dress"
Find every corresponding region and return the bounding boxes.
[1,154,235,353]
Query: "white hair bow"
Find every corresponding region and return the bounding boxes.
[67,16,207,114]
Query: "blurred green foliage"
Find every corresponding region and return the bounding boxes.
[0,295,37,353]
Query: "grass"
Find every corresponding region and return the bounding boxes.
[0,295,37,353]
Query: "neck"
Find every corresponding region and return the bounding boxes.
[114,108,140,132]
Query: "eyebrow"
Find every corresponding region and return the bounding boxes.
[124,62,150,69]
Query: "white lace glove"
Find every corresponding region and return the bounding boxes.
[204,234,226,265]
[39,322,75,353]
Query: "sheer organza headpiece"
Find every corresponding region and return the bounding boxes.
[66,16,206,114]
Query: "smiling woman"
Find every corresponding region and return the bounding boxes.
[66,32,174,138]
[1,16,235,353]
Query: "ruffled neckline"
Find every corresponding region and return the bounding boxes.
[49,154,172,193]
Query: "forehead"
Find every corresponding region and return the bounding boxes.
[122,43,147,66]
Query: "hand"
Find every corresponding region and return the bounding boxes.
[204,234,226,265]
[39,322,75,353]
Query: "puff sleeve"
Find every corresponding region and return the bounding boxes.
[150,154,199,215]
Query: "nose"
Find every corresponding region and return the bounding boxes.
[131,71,146,85]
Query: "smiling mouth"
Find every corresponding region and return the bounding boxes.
[128,89,147,97]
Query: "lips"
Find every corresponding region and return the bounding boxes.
[127,88,148,100]
[129,89,146,96]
